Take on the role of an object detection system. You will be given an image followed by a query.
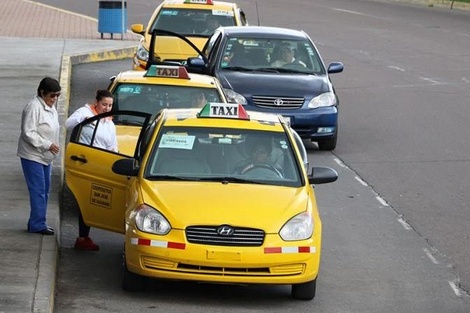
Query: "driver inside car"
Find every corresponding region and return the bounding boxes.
[233,139,283,177]
[271,45,306,67]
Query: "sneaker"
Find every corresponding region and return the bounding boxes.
[74,237,99,251]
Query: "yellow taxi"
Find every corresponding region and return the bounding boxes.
[131,0,248,70]
[64,103,338,300]
[107,64,228,154]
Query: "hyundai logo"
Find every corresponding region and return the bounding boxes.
[217,225,235,236]
[273,98,284,106]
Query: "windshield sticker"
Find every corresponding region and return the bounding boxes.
[159,134,195,150]
[212,10,234,16]
[118,85,142,94]
[160,10,179,16]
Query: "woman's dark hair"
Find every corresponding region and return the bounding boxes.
[37,77,61,96]
[95,89,113,101]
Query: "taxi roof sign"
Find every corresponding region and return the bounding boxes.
[144,65,190,79]
[198,103,249,120]
[184,0,214,4]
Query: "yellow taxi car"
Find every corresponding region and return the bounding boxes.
[107,64,228,154]
[64,103,338,300]
[131,0,248,70]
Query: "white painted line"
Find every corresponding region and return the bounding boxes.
[462,77,470,83]
[331,8,366,16]
[333,157,346,168]
[419,76,441,85]
[376,196,388,206]
[354,176,368,186]
[448,281,462,297]
[423,247,439,265]
[388,65,405,72]
[397,217,412,230]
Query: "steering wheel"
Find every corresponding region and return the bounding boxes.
[240,163,283,178]
[282,61,306,70]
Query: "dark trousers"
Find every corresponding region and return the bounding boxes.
[78,211,91,237]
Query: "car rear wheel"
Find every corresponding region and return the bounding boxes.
[122,253,146,291]
[291,278,316,300]
[317,132,337,151]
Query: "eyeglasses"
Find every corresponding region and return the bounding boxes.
[49,92,61,98]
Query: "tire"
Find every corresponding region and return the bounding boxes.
[291,279,316,300]
[122,254,146,292]
[317,132,337,151]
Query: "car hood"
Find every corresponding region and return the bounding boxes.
[218,70,330,97]
[141,180,311,233]
[151,36,207,60]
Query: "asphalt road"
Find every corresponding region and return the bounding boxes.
[48,0,470,312]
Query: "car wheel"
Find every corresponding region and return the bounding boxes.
[291,278,316,300]
[317,132,337,151]
[122,254,146,291]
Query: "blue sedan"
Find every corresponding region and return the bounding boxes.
[187,26,344,150]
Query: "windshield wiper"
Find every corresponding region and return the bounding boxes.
[222,66,253,72]
[146,175,195,181]
[197,176,264,184]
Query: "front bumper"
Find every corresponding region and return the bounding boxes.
[125,228,321,285]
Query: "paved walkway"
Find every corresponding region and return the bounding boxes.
[0,0,140,40]
[0,1,139,313]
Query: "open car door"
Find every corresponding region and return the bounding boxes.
[65,111,152,234]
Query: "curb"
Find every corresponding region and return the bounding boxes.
[36,45,136,313]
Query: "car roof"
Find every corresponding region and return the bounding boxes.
[219,26,309,39]
[161,0,238,10]
[161,106,287,131]
[113,70,220,88]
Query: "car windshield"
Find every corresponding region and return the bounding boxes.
[151,8,236,36]
[219,37,325,75]
[144,126,303,187]
[112,84,222,115]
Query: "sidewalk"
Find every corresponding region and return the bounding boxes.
[0,1,140,312]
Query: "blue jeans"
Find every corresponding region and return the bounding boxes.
[20,158,52,232]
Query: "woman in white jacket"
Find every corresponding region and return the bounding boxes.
[66,89,117,250]
[18,77,61,235]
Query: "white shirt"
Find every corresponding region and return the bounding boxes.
[17,95,60,165]
[65,104,118,152]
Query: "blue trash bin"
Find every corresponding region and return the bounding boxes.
[98,1,127,39]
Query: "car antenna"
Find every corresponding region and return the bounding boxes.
[255,2,261,26]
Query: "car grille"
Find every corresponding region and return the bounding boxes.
[252,96,304,109]
[186,225,265,247]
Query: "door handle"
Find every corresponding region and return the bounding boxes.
[70,155,88,163]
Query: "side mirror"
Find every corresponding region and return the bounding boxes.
[186,57,207,74]
[131,24,145,35]
[308,167,338,185]
[327,62,344,74]
[112,158,139,177]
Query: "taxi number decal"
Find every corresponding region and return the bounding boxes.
[159,134,195,150]
[212,10,234,16]
[90,183,112,208]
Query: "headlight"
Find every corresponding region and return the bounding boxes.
[223,88,247,105]
[135,42,149,62]
[279,212,313,241]
[307,92,337,108]
[134,204,171,235]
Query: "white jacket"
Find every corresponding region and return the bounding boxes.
[17,96,60,165]
[65,104,118,152]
